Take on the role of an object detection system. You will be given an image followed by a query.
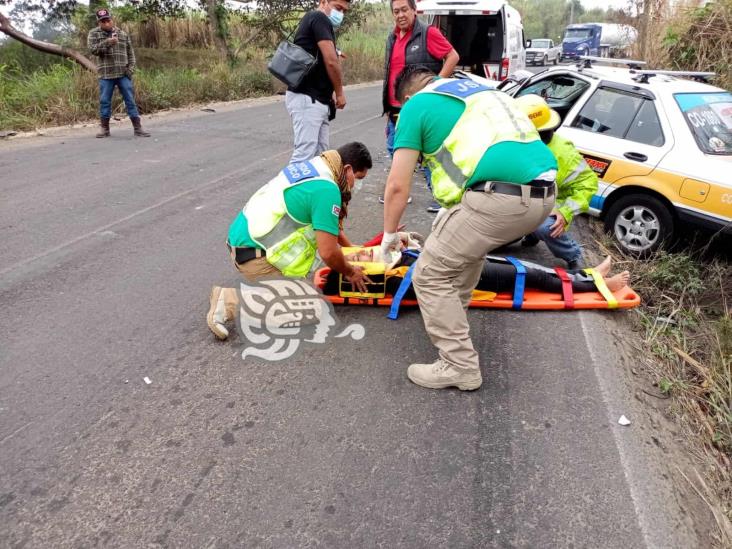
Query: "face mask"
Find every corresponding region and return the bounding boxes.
[353,179,363,194]
[328,7,344,27]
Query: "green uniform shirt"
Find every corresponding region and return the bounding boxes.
[228,179,341,248]
[394,91,557,185]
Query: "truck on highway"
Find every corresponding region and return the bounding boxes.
[525,38,562,66]
[417,0,526,81]
[561,23,637,60]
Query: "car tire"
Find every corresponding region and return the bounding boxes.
[553,55,558,65]
[541,55,547,66]
[604,194,674,256]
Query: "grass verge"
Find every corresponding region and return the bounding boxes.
[588,222,732,546]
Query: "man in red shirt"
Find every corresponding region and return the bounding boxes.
[379,0,459,211]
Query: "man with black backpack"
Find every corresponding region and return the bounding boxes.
[286,0,351,163]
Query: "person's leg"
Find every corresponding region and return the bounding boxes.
[424,167,441,213]
[316,115,330,156]
[99,79,114,118]
[286,92,328,163]
[208,254,281,340]
[118,76,140,119]
[385,118,396,158]
[531,216,584,268]
[410,187,553,389]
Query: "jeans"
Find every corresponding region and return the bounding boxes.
[286,91,329,163]
[386,117,433,191]
[531,215,583,264]
[99,76,139,119]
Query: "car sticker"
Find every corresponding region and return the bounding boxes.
[581,154,612,178]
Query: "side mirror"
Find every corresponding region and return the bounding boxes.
[525,40,531,48]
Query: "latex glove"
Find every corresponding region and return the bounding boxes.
[381,231,401,263]
[431,207,448,231]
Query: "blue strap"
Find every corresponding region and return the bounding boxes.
[505,256,526,310]
[387,249,420,320]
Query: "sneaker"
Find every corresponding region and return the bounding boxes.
[407,359,482,390]
[567,258,585,271]
[426,201,441,213]
[521,233,540,247]
[378,195,412,204]
[207,286,229,340]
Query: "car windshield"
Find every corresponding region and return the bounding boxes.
[675,92,732,155]
[564,29,592,39]
[530,40,551,48]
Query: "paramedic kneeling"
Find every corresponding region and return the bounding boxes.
[381,67,558,390]
[207,142,373,340]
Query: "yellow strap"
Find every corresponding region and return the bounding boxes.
[471,289,497,302]
[583,268,618,309]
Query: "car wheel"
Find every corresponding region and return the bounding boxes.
[604,194,674,256]
[553,55,558,65]
[541,56,547,66]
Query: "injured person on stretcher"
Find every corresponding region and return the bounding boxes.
[321,241,630,299]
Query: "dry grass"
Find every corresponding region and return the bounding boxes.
[588,221,732,546]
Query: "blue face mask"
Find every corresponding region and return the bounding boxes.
[328,7,344,27]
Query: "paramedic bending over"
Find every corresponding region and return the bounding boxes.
[380,66,558,391]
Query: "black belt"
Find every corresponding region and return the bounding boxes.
[227,242,263,265]
[469,180,555,198]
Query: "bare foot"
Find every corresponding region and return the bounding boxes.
[595,256,612,278]
[606,270,630,292]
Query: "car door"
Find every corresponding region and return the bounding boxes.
[559,85,674,185]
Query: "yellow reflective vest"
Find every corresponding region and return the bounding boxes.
[547,134,598,227]
[244,157,338,278]
[415,78,540,208]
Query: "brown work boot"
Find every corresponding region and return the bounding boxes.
[96,117,110,138]
[407,359,482,390]
[131,116,150,137]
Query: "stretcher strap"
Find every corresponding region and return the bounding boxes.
[583,268,618,309]
[505,256,526,310]
[554,267,574,309]
[387,262,417,320]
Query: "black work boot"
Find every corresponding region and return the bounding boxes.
[131,116,150,137]
[521,233,540,247]
[96,117,110,138]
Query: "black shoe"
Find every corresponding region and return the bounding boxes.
[567,259,585,271]
[521,234,540,247]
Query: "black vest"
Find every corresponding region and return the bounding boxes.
[382,18,444,114]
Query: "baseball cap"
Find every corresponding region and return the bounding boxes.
[96,9,112,21]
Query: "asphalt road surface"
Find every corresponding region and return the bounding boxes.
[0,84,704,548]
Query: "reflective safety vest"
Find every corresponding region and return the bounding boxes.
[243,156,338,278]
[547,134,598,227]
[415,78,540,208]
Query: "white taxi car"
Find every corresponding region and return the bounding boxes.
[502,59,732,254]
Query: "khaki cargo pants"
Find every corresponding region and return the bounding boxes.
[412,186,555,372]
[220,251,281,319]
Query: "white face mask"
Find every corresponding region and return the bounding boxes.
[352,179,363,194]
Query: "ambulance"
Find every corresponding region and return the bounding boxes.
[416,0,526,81]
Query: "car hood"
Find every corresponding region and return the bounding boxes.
[526,48,547,53]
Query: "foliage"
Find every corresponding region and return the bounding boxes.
[512,0,621,42]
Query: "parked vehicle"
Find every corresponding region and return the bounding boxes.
[502,58,732,254]
[418,0,526,81]
[562,23,637,60]
[525,38,562,66]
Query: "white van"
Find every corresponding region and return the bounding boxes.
[416,0,526,81]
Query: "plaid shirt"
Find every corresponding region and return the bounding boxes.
[87,27,136,80]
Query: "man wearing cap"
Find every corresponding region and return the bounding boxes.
[516,95,598,270]
[381,67,557,391]
[87,9,150,138]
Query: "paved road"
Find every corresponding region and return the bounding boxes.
[0,85,701,548]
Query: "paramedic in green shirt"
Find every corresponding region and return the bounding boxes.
[207,142,373,340]
[381,67,558,391]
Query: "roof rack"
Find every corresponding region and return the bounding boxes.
[576,56,646,71]
[630,70,716,84]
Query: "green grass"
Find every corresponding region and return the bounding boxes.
[0,7,389,131]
